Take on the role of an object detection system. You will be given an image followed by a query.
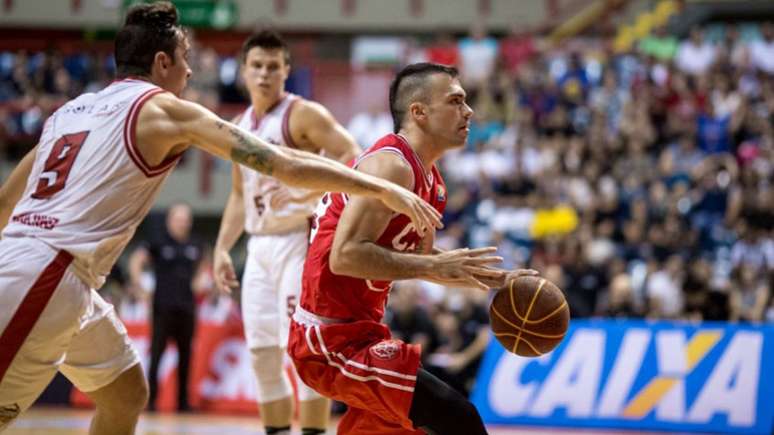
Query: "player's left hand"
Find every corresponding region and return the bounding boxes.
[475,268,540,289]
[379,183,443,237]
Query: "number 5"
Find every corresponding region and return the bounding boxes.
[31,131,89,199]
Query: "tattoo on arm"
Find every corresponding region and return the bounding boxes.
[216,120,275,175]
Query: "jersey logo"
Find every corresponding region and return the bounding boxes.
[369,340,402,360]
[436,185,446,202]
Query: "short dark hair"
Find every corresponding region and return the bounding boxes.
[388,62,459,133]
[240,30,291,64]
[115,1,182,77]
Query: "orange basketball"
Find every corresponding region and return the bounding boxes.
[489,275,570,357]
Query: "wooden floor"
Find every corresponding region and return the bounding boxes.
[5,407,698,434]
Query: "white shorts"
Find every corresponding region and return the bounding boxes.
[241,231,308,349]
[0,237,139,428]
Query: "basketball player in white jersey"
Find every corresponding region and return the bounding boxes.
[0,3,441,434]
[212,31,356,435]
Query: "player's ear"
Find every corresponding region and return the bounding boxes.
[409,102,426,123]
[153,51,168,74]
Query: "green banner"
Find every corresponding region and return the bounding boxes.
[123,0,237,29]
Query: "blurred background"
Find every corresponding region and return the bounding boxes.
[1,0,773,433]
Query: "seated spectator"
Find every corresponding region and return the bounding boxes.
[604,273,640,318]
[675,27,716,76]
[729,264,771,322]
[646,255,685,319]
[458,21,498,87]
[638,26,679,61]
[346,103,392,149]
[749,22,774,74]
[426,32,459,67]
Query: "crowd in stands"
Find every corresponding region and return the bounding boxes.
[1,21,773,397]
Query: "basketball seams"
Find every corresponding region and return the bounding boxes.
[491,306,568,339]
[517,300,568,324]
[512,278,546,354]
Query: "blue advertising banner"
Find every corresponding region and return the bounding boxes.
[471,320,774,434]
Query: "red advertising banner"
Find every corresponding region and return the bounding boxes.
[70,298,297,414]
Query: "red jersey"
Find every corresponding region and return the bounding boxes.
[301,134,447,322]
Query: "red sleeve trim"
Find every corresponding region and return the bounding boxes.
[122,88,184,178]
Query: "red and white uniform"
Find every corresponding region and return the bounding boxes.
[234,94,318,351]
[0,79,180,427]
[289,134,446,434]
[234,94,322,403]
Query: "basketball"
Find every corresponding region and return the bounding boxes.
[489,275,570,357]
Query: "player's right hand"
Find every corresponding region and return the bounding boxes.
[379,184,443,237]
[213,249,239,294]
[424,247,505,291]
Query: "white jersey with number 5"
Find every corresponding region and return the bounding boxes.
[235,93,318,236]
[2,79,183,288]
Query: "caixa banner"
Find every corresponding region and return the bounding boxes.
[471,320,774,434]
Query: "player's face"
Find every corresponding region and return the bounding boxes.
[158,33,192,97]
[242,47,290,100]
[424,75,473,148]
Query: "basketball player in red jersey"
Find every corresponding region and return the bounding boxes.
[288,63,535,434]
[213,30,359,435]
[0,4,440,434]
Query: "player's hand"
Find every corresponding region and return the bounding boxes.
[424,247,504,291]
[475,268,540,289]
[213,249,239,294]
[267,184,293,209]
[379,184,443,237]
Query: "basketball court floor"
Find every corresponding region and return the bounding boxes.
[5,407,703,435]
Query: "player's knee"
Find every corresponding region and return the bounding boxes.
[121,368,149,415]
[251,346,293,403]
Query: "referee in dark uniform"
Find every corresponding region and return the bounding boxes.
[129,203,204,412]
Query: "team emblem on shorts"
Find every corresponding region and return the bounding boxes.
[370,340,401,360]
[0,403,20,424]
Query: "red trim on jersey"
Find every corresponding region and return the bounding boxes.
[281,97,300,149]
[0,250,73,382]
[394,134,433,188]
[123,87,184,177]
[251,93,288,131]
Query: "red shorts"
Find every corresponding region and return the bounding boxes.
[288,317,424,434]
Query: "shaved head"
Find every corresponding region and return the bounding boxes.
[389,63,459,133]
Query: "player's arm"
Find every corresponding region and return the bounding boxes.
[0,146,36,233]
[277,100,361,205]
[143,94,441,235]
[127,246,150,294]
[290,100,360,163]
[212,161,246,292]
[329,153,504,290]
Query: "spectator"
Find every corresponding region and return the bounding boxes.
[426,32,459,67]
[729,264,771,322]
[458,22,498,87]
[646,255,685,319]
[675,27,716,76]
[639,26,679,61]
[749,22,774,74]
[346,102,392,149]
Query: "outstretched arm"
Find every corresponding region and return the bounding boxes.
[329,152,504,290]
[143,93,441,235]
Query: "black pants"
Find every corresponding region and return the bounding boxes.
[409,368,488,435]
[148,307,195,411]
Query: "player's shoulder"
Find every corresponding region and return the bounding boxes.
[289,98,335,125]
[356,146,414,190]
